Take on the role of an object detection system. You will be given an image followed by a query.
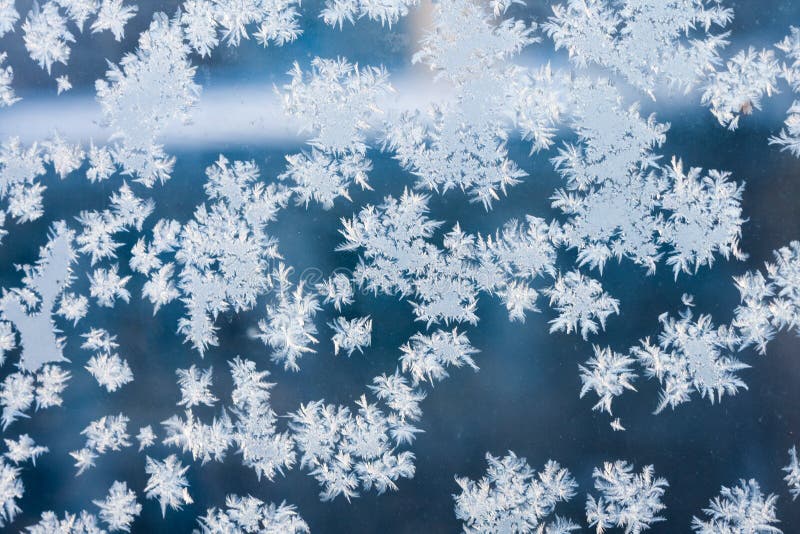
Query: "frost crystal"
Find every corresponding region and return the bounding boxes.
[197,494,309,534]
[136,426,157,451]
[385,0,536,208]
[544,271,620,339]
[321,0,417,29]
[771,27,800,156]
[176,365,217,408]
[0,373,34,429]
[91,0,137,41]
[659,157,746,277]
[702,48,781,130]
[289,387,420,501]
[0,0,19,37]
[692,479,781,534]
[0,460,23,528]
[730,242,800,355]
[399,328,479,386]
[330,316,372,356]
[86,351,134,393]
[454,452,579,534]
[280,57,390,209]
[93,481,142,532]
[162,409,233,465]
[179,0,301,52]
[89,265,131,308]
[96,12,200,186]
[586,461,668,534]
[0,54,18,107]
[76,414,131,464]
[339,190,479,325]
[545,0,732,96]
[0,224,75,371]
[0,137,48,226]
[4,435,48,466]
[316,272,354,311]
[144,455,192,517]
[257,268,320,371]
[55,75,71,95]
[633,307,745,413]
[579,345,637,415]
[3,0,800,530]
[22,2,75,74]
[35,364,70,410]
[71,413,131,473]
[159,156,290,353]
[784,447,800,501]
[25,510,104,533]
[227,356,295,481]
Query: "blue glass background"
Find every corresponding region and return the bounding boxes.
[2,0,800,531]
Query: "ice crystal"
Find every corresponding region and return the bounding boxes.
[156,157,290,353]
[3,0,800,530]
[176,365,217,408]
[4,435,48,466]
[144,455,192,517]
[0,224,75,371]
[56,75,71,95]
[321,0,417,29]
[57,0,98,30]
[550,79,668,273]
[384,0,536,208]
[22,2,75,74]
[34,364,70,410]
[0,373,34,429]
[0,0,18,37]
[77,415,129,467]
[91,0,137,41]
[784,447,800,501]
[579,345,637,415]
[289,387,420,501]
[93,481,142,532]
[179,0,301,53]
[71,413,132,473]
[330,315,372,356]
[0,460,23,528]
[399,328,479,386]
[659,157,746,277]
[0,137,49,230]
[702,48,781,130]
[316,272,355,311]
[729,245,800,357]
[89,265,131,308]
[771,27,800,156]
[692,479,781,534]
[86,351,133,393]
[280,58,390,209]
[196,494,309,534]
[453,451,579,534]
[633,307,745,413]
[162,409,233,465]
[136,426,156,451]
[96,12,200,186]
[0,54,18,107]
[545,0,732,96]
[227,356,295,481]
[544,271,620,339]
[586,461,668,534]
[25,510,104,533]
[257,268,320,371]
[339,190,480,325]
